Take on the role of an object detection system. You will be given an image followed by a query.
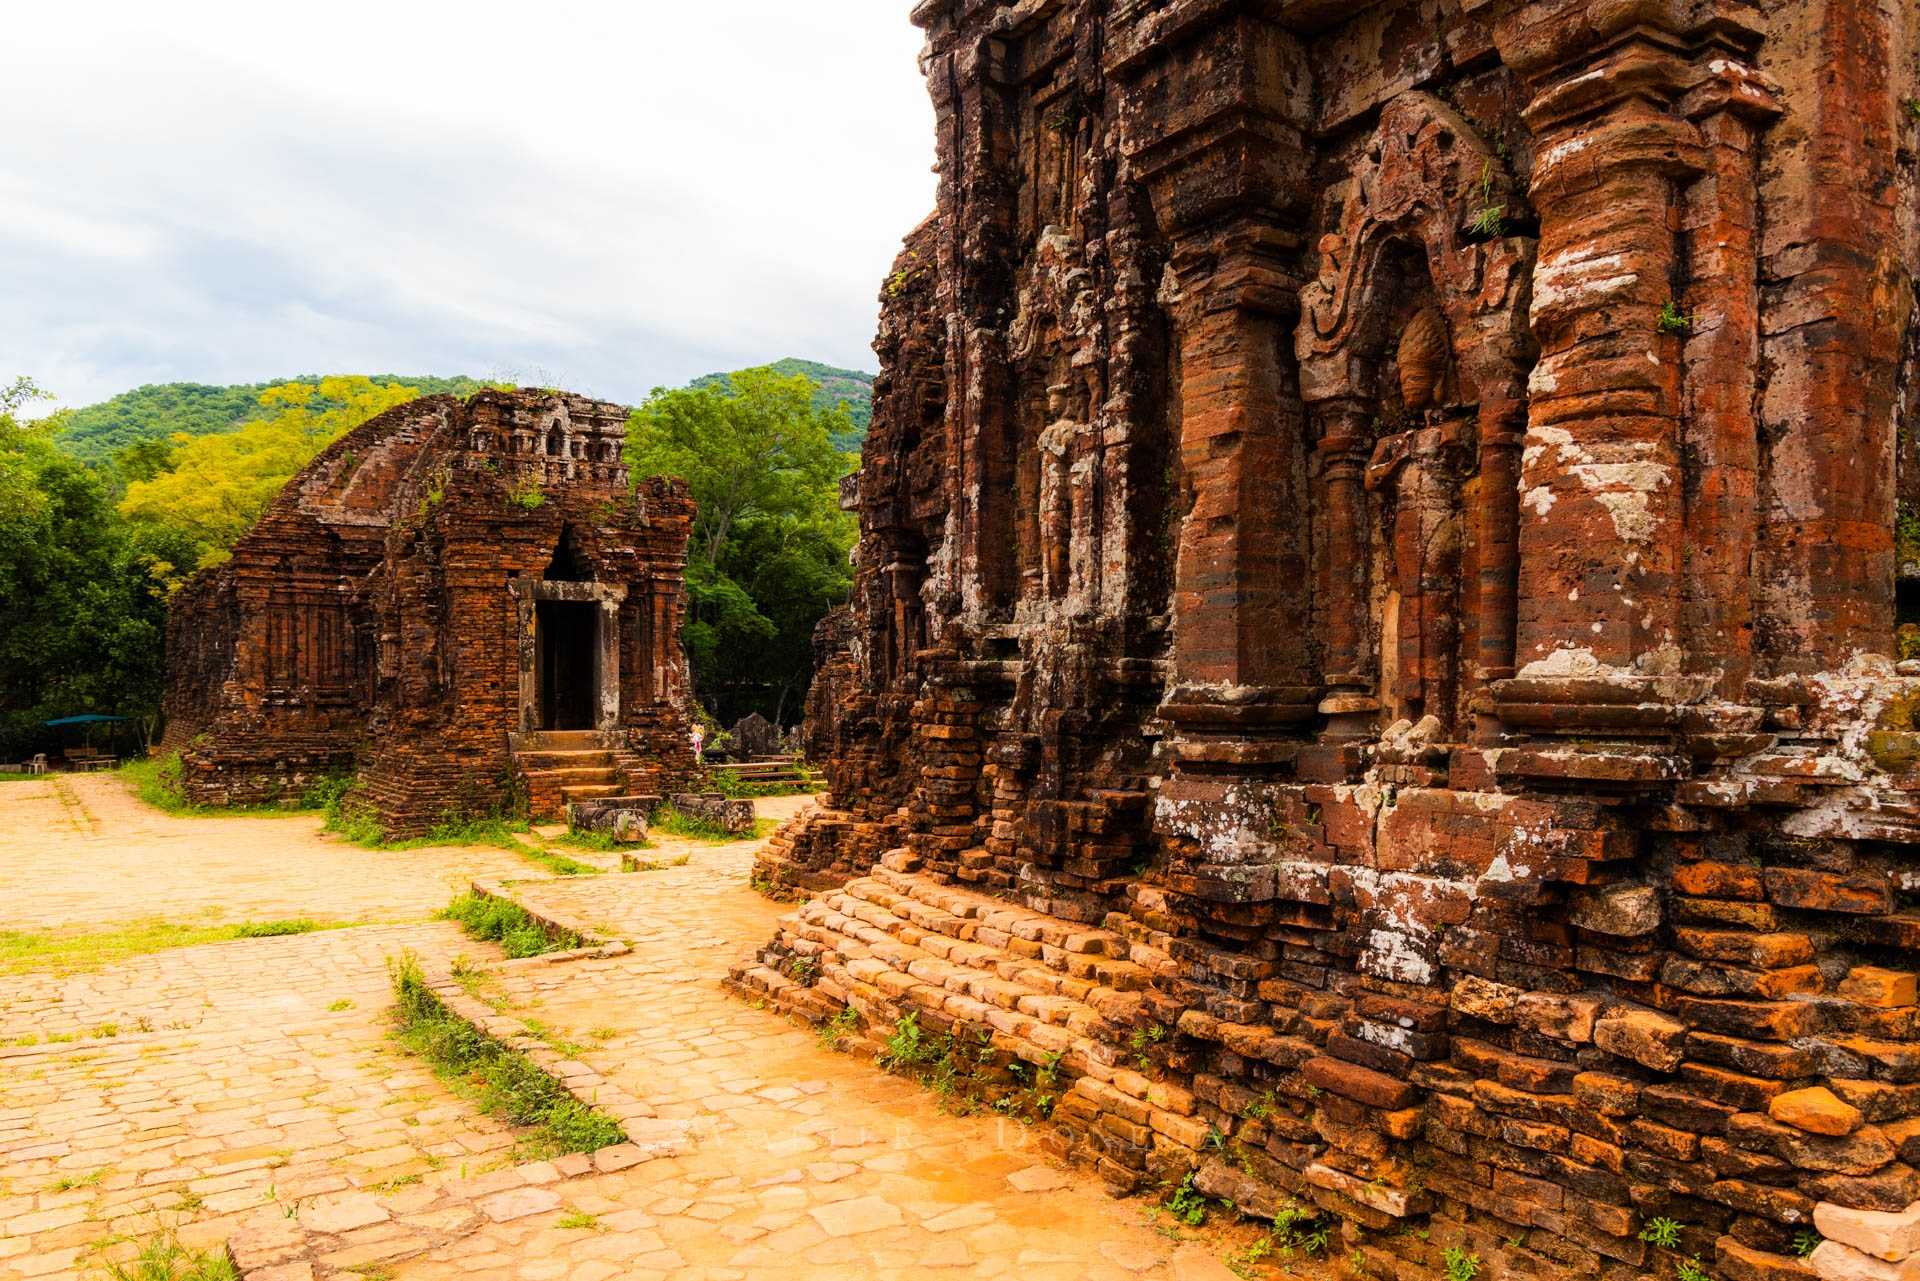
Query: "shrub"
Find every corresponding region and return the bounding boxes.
[299,771,353,811]
[123,751,191,813]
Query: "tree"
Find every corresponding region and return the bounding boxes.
[626,366,856,727]
[0,380,169,758]
[118,375,421,583]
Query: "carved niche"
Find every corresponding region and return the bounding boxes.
[1296,92,1536,741]
[1007,224,1102,617]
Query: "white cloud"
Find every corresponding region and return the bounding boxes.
[2,0,936,410]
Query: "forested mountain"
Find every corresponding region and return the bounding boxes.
[54,375,488,462]
[691,358,873,451]
[56,359,876,461]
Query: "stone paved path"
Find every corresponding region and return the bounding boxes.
[0,923,519,1279]
[390,841,1259,1281]
[0,774,529,932]
[0,780,1287,1280]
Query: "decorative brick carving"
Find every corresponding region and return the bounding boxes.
[163,390,698,836]
[739,1,1920,1276]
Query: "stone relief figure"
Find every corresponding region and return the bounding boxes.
[1296,91,1536,741]
[1366,304,1470,724]
[1037,382,1078,600]
[1010,225,1101,615]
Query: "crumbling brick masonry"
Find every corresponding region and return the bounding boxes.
[735,3,1920,1279]
[163,389,698,836]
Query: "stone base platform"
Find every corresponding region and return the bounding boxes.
[727,853,1228,1194]
[748,805,909,895]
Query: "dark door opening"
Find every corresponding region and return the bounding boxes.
[536,600,597,730]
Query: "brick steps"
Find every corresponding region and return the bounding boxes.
[731,860,1216,1190]
[510,731,631,820]
[522,730,604,750]
[712,757,828,790]
[559,782,626,803]
[522,765,618,788]
[516,749,616,770]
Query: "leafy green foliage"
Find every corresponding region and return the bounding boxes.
[627,365,856,726]
[879,1012,936,1070]
[119,376,425,581]
[1640,1217,1684,1249]
[1226,1201,1333,1277]
[1791,1231,1821,1259]
[389,951,624,1157]
[689,358,873,451]
[55,374,487,464]
[505,476,546,509]
[1898,502,1920,567]
[1466,160,1505,239]
[1165,1172,1209,1226]
[0,379,171,758]
[440,892,583,959]
[1442,1246,1482,1281]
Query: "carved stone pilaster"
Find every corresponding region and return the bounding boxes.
[1489,3,1715,745]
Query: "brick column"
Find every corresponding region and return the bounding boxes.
[1677,64,1780,696]
[1312,400,1379,738]
[1751,0,1910,674]
[1110,6,1319,743]
[1164,228,1316,709]
[1491,7,1711,737]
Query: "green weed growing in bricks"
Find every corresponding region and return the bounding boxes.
[439,892,581,959]
[1442,1246,1482,1281]
[387,950,623,1158]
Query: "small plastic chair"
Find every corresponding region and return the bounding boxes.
[27,754,48,776]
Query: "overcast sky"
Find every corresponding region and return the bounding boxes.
[5,2,936,412]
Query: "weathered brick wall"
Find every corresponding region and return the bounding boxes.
[753,3,1920,1279]
[165,390,698,835]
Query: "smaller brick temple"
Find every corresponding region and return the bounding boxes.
[162,389,699,835]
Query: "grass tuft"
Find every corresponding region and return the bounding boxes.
[519,846,599,877]
[231,920,320,939]
[551,828,622,853]
[1,918,355,975]
[649,806,777,843]
[388,951,624,1158]
[119,754,336,819]
[440,893,582,959]
[100,1227,238,1281]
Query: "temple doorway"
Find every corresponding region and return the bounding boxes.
[536,600,597,730]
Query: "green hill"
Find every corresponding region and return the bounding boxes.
[691,358,874,452]
[57,359,877,464]
[55,375,490,463]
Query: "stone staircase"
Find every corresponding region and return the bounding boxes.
[709,755,827,791]
[512,730,632,820]
[729,855,1214,1188]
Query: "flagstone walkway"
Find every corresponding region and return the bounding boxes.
[0,777,1297,1281]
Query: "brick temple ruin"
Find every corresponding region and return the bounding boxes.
[163,389,699,835]
[738,2,1920,1279]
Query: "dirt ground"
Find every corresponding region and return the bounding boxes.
[0,775,1287,1280]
